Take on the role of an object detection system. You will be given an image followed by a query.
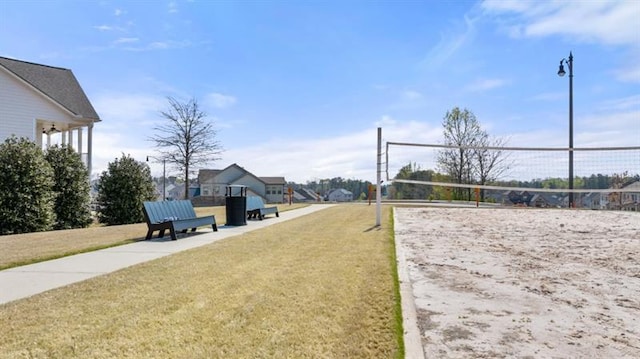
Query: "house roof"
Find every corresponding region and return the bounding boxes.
[260,176,286,185]
[0,56,100,121]
[198,164,286,185]
[198,169,221,183]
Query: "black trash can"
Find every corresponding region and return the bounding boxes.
[225,185,247,226]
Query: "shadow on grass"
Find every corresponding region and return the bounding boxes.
[363,225,382,232]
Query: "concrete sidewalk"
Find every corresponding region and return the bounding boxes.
[0,204,333,305]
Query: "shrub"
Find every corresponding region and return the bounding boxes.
[96,154,156,225]
[45,144,93,229]
[0,136,55,234]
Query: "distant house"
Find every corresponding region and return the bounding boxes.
[0,56,100,174]
[297,188,322,202]
[327,188,353,202]
[620,180,640,211]
[505,191,533,206]
[607,180,640,211]
[198,164,286,204]
[581,192,603,210]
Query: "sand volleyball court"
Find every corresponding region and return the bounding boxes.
[395,207,639,358]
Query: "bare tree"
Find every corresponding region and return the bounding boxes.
[473,133,510,201]
[150,97,223,199]
[437,107,483,200]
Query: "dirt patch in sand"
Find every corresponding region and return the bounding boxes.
[395,207,640,358]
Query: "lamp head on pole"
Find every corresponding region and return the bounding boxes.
[146,156,150,162]
[557,60,566,77]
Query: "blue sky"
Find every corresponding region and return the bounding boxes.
[1,0,638,183]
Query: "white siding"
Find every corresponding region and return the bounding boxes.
[234,175,266,196]
[0,68,74,142]
[215,166,245,183]
[266,185,284,203]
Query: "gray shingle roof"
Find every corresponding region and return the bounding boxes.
[0,56,100,121]
[259,177,286,185]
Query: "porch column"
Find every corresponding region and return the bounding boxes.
[46,134,51,147]
[77,127,83,155]
[61,131,67,146]
[87,122,93,176]
[68,130,73,148]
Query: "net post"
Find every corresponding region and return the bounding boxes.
[376,127,382,226]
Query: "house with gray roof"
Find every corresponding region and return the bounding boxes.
[0,56,100,173]
[327,188,353,202]
[198,164,286,204]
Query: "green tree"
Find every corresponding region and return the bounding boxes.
[96,154,156,225]
[437,107,483,200]
[45,144,93,229]
[0,136,55,234]
[437,107,508,201]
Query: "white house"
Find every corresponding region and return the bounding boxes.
[0,56,100,173]
[328,188,353,202]
[620,180,640,211]
[198,164,286,204]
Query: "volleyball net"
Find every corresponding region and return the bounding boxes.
[384,141,640,208]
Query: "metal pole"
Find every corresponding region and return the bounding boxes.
[568,52,574,208]
[162,159,166,201]
[376,127,382,226]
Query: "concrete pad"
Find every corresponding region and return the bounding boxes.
[0,204,333,305]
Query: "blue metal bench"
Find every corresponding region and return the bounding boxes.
[246,196,279,220]
[142,200,217,240]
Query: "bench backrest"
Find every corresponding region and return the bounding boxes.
[246,196,266,211]
[143,200,197,224]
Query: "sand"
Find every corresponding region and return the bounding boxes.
[395,207,640,358]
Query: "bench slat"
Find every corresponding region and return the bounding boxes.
[142,200,217,240]
[246,196,279,220]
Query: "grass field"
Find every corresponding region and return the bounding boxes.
[0,204,308,270]
[0,204,403,358]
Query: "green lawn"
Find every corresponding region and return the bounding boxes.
[0,204,403,358]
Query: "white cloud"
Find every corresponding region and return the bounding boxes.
[113,37,139,44]
[93,25,113,31]
[92,93,166,129]
[482,1,640,84]
[465,78,509,92]
[403,90,423,100]
[482,1,640,46]
[215,117,442,183]
[114,8,125,16]
[168,1,178,14]
[120,40,192,52]
[596,94,640,111]
[529,91,564,102]
[422,14,478,68]
[206,93,237,109]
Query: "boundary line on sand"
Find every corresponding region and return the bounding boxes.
[393,207,426,359]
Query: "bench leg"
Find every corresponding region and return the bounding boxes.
[145,229,153,240]
[276,212,279,217]
[169,227,177,241]
[158,229,166,239]
[212,223,218,232]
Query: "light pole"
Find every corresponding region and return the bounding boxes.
[557,51,574,208]
[146,156,166,201]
